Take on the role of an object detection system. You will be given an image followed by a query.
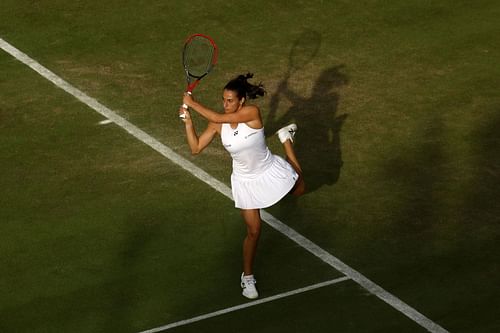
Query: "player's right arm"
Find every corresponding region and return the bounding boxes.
[181,107,219,155]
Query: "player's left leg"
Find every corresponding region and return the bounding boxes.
[240,208,260,299]
[241,209,261,275]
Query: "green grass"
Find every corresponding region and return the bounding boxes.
[1,0,500,332]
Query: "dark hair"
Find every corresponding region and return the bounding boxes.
[224,73,266,100]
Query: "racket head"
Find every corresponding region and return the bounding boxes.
[182,34,218,92]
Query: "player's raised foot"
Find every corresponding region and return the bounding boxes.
[241,273,258,299]
[276,123,298,143]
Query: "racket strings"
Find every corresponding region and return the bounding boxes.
[183,37,216,79]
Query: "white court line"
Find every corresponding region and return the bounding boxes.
[138,276,350,332]
[0,37,448,333]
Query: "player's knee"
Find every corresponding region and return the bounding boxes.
[291,175,306,196]
[292,186,305,196]
[247,225,261,240]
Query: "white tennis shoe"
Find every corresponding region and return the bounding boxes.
[241,273,258,299]
[276,123,298,143]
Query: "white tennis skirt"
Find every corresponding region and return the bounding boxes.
[231,155,298,209]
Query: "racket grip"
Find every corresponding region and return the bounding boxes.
[179,91,192,119]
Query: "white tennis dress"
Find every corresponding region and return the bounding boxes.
[221,123,298,209]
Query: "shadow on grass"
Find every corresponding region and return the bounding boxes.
[369,107,500,331]
[265,31,349,194]
[381,108,500,242]
[462,110,500,224]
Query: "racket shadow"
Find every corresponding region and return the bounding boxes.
[266,62,349,194]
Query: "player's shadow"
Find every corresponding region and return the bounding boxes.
[266,64,349,194]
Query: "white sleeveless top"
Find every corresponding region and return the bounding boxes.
[221,123,298,209]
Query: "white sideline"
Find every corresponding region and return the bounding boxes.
[138,277,350,332]
[0,37,448,333]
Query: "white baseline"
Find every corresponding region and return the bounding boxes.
[0,37,448,333]
[139,277,350,332]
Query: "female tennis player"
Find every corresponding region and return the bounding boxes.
[179,73,305,299]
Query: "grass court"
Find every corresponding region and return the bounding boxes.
[1,1,499,332]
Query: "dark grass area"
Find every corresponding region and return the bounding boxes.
[1,0,500,332]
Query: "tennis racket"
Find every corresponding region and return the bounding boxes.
[180,33,218,118]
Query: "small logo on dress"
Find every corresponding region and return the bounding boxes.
[244,132,258,139]
[233,130,239,136]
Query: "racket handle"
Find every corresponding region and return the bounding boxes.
[179,91,192,119]
[179,105,187,119]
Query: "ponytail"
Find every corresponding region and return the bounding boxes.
[224,73,266,100]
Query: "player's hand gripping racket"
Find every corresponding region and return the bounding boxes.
[180,33,218,118]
